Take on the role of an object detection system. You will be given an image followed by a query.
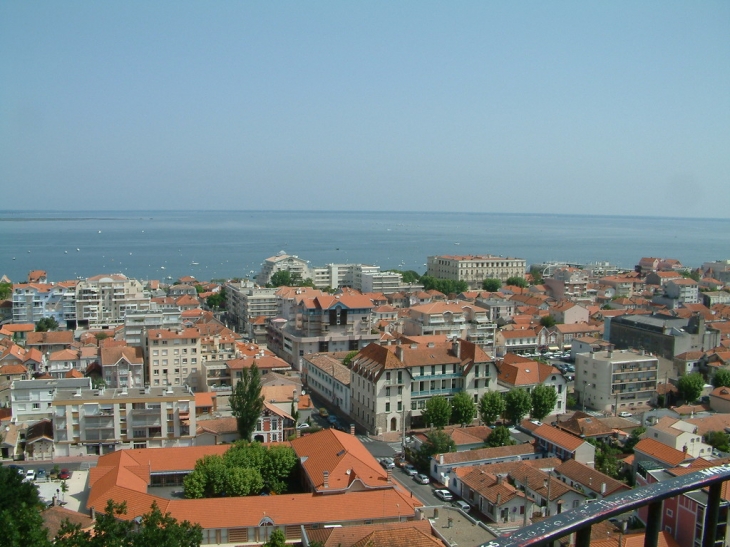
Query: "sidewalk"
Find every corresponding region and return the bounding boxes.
[51,454,99,467]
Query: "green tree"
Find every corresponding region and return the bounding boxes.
[504,388,532,424]
[705,431,730,453]
[415,430,456,471]
[0,282,12,301]
[451,391,476,426]
[0,465,49,547]
[677,372,705,403]
[206,288,226,309]
[343,350,358,366]
[593,440,622,479]
[229,363,265,440]
[261,445,298,494]
[35,317,59,332]
[270,270,292,287]
[194,284,205,294]
[263,529,286,547]
[419,276,468,296]
[482,278,502,292]
[478,391,506,425]
[566,394,578,409]
[505,276,528,288]
[529,266,544,285]
[224,467,264,497]
[485,425,516,447]
[223,441,267,470]
[421,396,451,428]
[712,369,730,388]
[530,385,558,421]
[623,426,645,453]
[540,315,556,328]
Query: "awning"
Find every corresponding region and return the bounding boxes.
[548,346,560,351]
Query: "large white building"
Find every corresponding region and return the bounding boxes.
[10,377,92,423]
[12,282,77,327]
[427,255,526,289]
[145,328,202,390]
[75,274,151,329]
[575,348,658,413]
[256,253,313,286]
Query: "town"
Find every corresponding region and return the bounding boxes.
[2,253,730,547]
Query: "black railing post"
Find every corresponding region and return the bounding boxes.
[575,525,592,547]
[702,482,722,547]
[643,501,662,547]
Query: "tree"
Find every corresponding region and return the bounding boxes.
[415,430,456,471]
[451,391,476,426]
[485,425,516,447]
[95,332,109,341]
[263,529,286,547]
[54,500,202,547]
[421,396,451,428]
[270,270,292,287]
[505,276,528,288]
[478,391,505,425]
[229,363,265,440]
[705,431,730,453]
[343,350,358,366]
[206,288,226,309]
[0,465,49,547]
[712,369,730,388]
[35,317,59,332]
[504,388,532,424]
[482,278,501,292]
[677,372,704,403]
[623,426,646,453]
[530,385,558,421]
[261,445,298,494]
[0,282,12,301]
[529,266,544,286]
[540,315,556,328]
[419,275,468,296]
[224,467,264,497]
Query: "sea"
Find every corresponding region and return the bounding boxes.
[1,210,728,284]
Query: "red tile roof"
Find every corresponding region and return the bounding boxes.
[634,438,691,466]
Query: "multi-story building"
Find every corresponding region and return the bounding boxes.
[401,302,496,348]
[10,377,92,423]
[224,283,278,342]
[575,348,658,413]
[544,267,590,300]
[75,274,151,329]
[267,293,378,369]
[12,281,77,327]
[123,306,182,346]
[302,353,352,416]
[145,328,202,389]
[474,295,516,323]
[256,253,313,286]
[644,416,712,458]
[495,353,567,415]
[494,327,539,356]
[360,271,424,295]
[427,255,526,289]
[350,338,497,435]
[101,346,144,389]
[53,385,196,456]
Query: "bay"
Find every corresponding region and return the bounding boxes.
[1,210,728,283]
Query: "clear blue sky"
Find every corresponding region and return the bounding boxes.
[1,1,728,217]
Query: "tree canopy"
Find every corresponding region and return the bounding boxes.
[677,372,704,403]
[505,276,528,288]
[705,431,730,453]
[419,275,468,296]
[0,465,49,547]
[421,395,451,428]
[229,363,265,440]
[451,391,476,426]
[712,369,730,388]
[206,288,226,309]
[485,425,516,447]
[35,317,59,332]
[386,270,421,284]
[504,388,532,424]
[540,315,556,328]
[530,385,558,421]
[482,278,502,292]
[0,282,11,301]
[478,391,505,425]
[415,430,456,471]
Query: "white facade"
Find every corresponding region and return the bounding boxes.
[123,306,182,346]
[256,253,313,286]
[11,378,92,423]
[145,328,202,390]
[75,274,151,328]
[12,282,77,327]
[427,255,527,289]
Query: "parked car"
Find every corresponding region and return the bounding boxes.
[35,469,47,482]
[455,500,471,512]
[327,414,338,424]
[297,423,310,429]
[25,469,36,482]
[414,473,429,485]
[319,408,329,417]
[434,489,453,501]
[58,469,71,480]
[379,458,395,470]
[7,465,23,476]
[403,464,418,477]
[618,412,632,418]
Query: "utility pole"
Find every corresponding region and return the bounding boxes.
[523,474,529,527]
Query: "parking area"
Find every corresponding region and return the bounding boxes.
[33,470,90,513]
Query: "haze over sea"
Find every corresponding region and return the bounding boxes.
[1,210,728,284]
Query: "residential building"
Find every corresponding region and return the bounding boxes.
[25,330,75,354]
[256,252,313,286]
[553,459,629,501]
[145,328,202,389]
[224,283,278,342]
[75,274,151,329]
[11,377,92,423]
[548,302,589,325]
[575,348,658,413]
[509,462,585,516]
[53,385,195,456]
[360,270,424,294]
[530,423,596,467]
[267,293,378,369]
[633,439,693,473]
[12,281,77,327]
[123,306,182,347]
[645,416,712,458]
[350,338,497,435]
[302,353,351,416]
[702,260,730,284]
[401,302,496,348]
[455,468,532,523]
[496,353,567,416]
[494,327,539,356]
[101,346,144,388]
[474,295,516,323]
[431,444,542,485]
[544,267,590,300]
[427,254,526,289]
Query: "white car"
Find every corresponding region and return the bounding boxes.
[414,473,429,485]
[25,469,36,482]
[434,489,453,501]
[403,464,418,477]
[618,412,632,418]
[296,423,310,429]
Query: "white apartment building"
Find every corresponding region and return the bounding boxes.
[225,283,279,342]
[75,274,151,329]
[145,328,202,390]
[350,339,497,435]
[101,346,145,389]
[256,253,313,286]
[12,282,77,327]
[401,302,496,348]
[427,255,526,289]
[664,279,700,304]
[302,353,352,416]
[267,293,379,369]
[645,416,712,458]
[575,349,658,413]
[52,385,196,456]
[123,306,182,346]
[11,377,92,423]
[360,271,424,295]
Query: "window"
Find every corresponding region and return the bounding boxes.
[386,387,391,396]
[385,402,390,412]
[666,509,673,517]
[154,370,159,375]
[397,401,402,411]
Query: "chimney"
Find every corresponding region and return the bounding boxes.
[497,475,503,485]
[323,471,329,489]
[452,340,461,359]
[395,346,404,361]
[440,454,444,465]
[350,423,355,435]
[601,483,606,495]
[496,493,502,506]
[90,507,96,520]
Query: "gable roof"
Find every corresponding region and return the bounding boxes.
[554,459,629,497]
[532,424,586,452]
[497,354,559,387]
[634,438,692,466]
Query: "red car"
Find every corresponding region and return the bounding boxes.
[58,469,71,480]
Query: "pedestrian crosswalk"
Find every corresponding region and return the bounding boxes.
[358,435,373,443]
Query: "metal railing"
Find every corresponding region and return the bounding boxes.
[483,463,730,547]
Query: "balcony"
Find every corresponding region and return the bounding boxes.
[412,387,461,397]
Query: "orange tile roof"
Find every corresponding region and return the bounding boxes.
[26,331,75,346]
[498,354,558,386]
[308,520,437,547]
[437,443,537,465]
[532,424,586,452]
[194,392,216,408]
[634,438,691,466]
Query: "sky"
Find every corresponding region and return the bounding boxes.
[1,2,728,217]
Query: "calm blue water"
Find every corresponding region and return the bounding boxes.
[1,210,728,283]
